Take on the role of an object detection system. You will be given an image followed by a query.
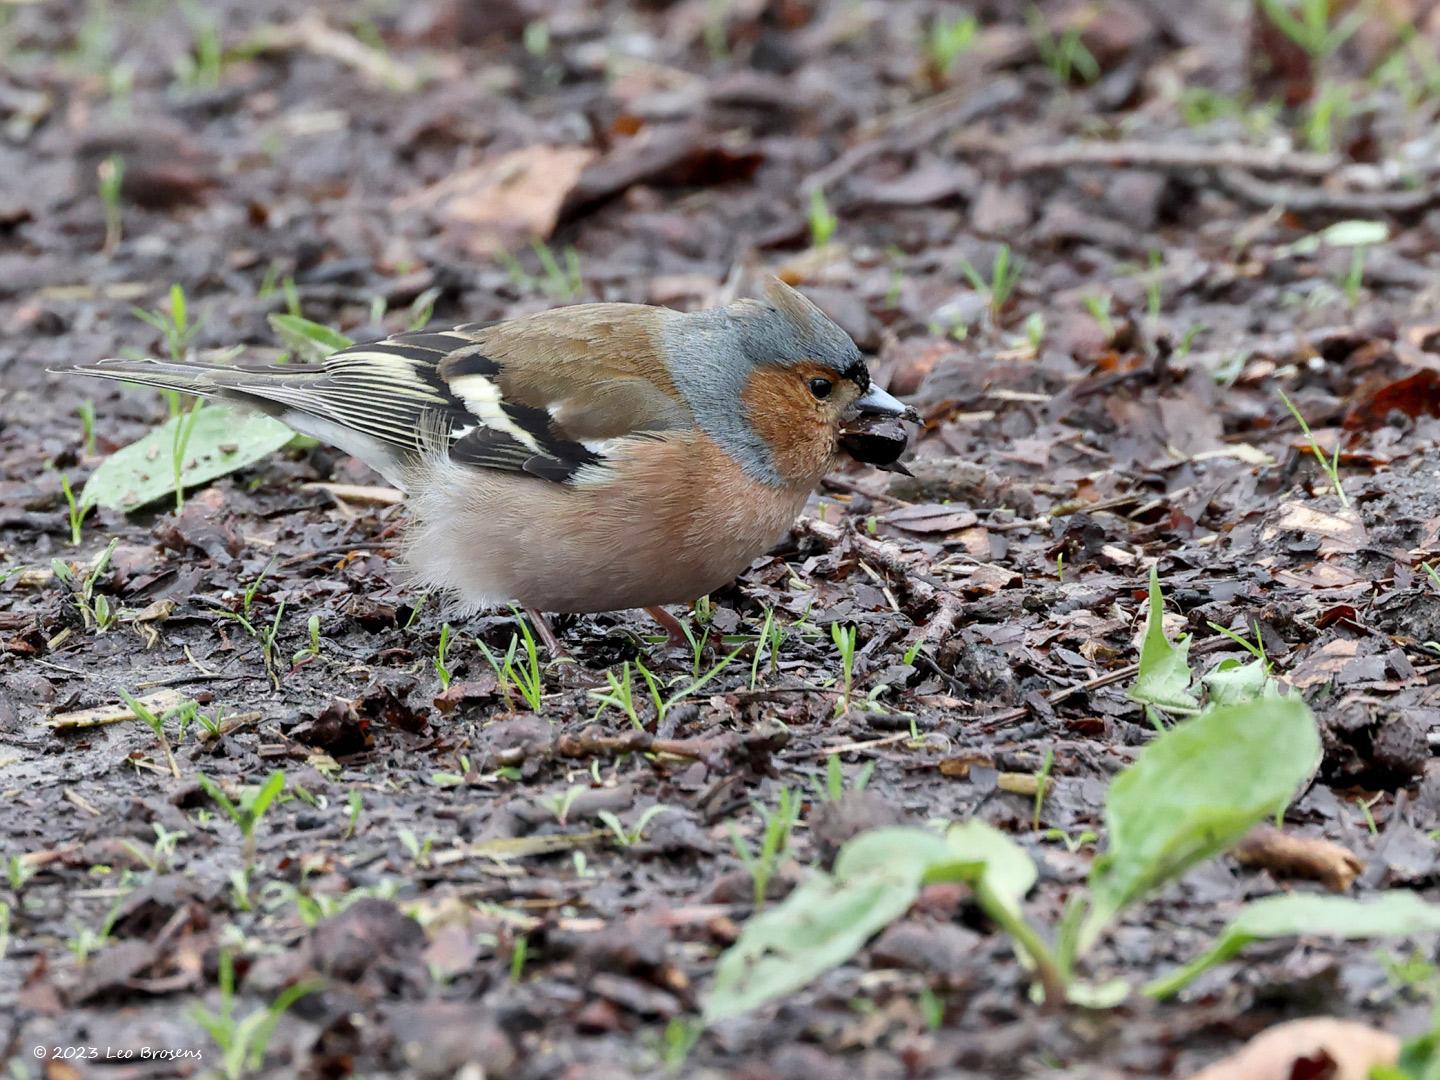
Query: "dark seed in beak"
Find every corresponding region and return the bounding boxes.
[839,417,911,472]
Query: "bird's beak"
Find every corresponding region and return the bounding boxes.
[848,384,920,424]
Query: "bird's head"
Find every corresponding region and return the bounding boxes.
[662,279,917,485]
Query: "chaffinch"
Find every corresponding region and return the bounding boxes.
[63,279,916,651]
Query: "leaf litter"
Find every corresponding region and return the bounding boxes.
[2,0,1440,1076]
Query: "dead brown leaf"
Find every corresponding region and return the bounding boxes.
[882,503,979,534]
[1344,368,1440,430]
[1266,503,1369,555]
[396,145,595,257]
[1185,1017,1398,1080]
[1289,638,1363,688]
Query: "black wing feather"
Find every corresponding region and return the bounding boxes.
[311,330,599,482]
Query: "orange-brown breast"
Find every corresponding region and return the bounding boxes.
[405,429,816,613]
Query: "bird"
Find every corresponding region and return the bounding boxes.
[58,279,916,653]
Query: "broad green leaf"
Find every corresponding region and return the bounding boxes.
[834,826,953,882]
[943,820,1036,919]
[707,825,1027,1023]
[81,405,296,513]
[1202,656,1272,705]
[704,866,920,1022]
[267,313,353,361]
[1129,567,1199,710]
[1145,892,1440,999]
[1283,219,1388,257]
[1080,694,1320,955]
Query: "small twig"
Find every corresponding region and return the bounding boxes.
[1217,168,1435,214]
[486,725,790,771]
[46,689,188,730]
[63,788,102,816]
[279,542,391,568]
[820,475,912,508]
[1010,141,1338,177]
[817,731,914,757]
[301,482,404,506]
[797,517,964,654]
[802,79,1025,195]
[253,12,421,91]
[971,637,1235,734]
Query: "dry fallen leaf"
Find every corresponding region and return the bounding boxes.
[1185,1017,1398,1080]
[883,503,979,534]
[396,145,595,257]
[1265,502,1369,555]
[1287,638,1361,689]
[1344,368,1440,430]
[961,563,1022,595]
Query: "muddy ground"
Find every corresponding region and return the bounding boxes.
[4,0,1440,1076]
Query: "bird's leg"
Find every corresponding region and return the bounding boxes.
[644,606,691,650]
[523,607,569,659]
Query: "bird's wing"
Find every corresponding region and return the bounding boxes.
[60,311,693,488]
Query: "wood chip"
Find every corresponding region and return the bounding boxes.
[302,481,405,505]
[46,688,188,729]
[1232,826,1363,892]
[997,771,1040,796]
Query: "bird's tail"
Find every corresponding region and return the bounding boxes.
[56,357,234,399]
[54,356,413,488]
[51,356,315,422]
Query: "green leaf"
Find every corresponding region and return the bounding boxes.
[81,405,295,513]
[707,827,952,1023]
[941,820,1036,919]
[1202,656,1272,705]
[1319,219,1388,248]
[196,773,240,827]
[704,865,920,1022]
[247,771,287,827]
[833,825,953,881]
[1145,892,1440,999]
[267,314,353,361]
[1393,1007,1440,1080]
[1080,694,1320,955]
[1129,567,1199,710]
[706,824,1046,1022]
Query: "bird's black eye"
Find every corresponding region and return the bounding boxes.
[808,377,833,400]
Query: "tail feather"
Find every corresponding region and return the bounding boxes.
[55,357,411,488]
[53,357,227,397]
[54,357,304,421]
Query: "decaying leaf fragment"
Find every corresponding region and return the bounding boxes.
[396,145,595,257]
[1185,1017,1398,1080]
